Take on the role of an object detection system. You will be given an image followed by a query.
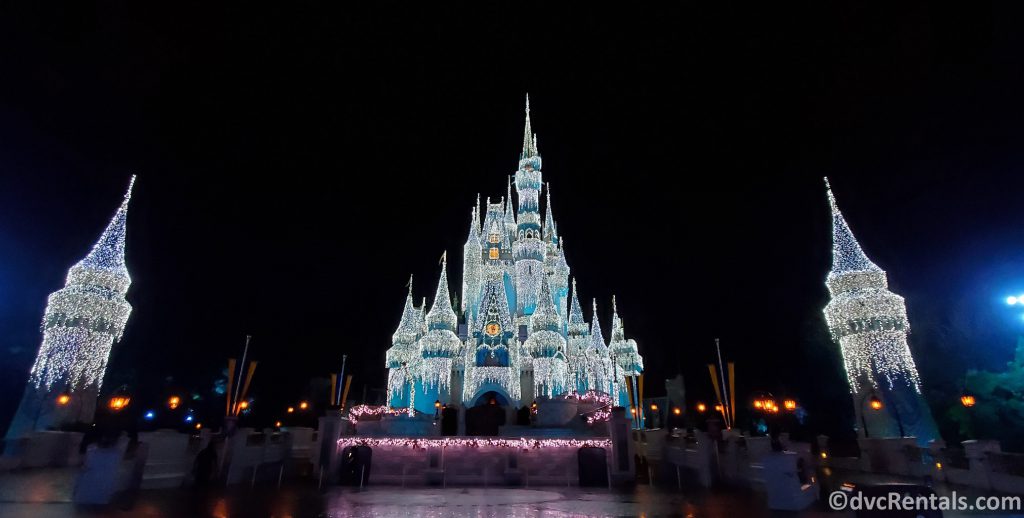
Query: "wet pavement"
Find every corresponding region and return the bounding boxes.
[0,467,1020,517]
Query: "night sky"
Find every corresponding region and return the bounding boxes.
[2,3,1024,438]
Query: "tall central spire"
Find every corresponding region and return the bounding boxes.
[521,94,538,158]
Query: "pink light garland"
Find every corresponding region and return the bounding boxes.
[347,404,409,425]
[563,390,613,424]
[338,436,612,451]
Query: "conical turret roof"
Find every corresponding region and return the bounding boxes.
[826,177,881,274]
[75,176,135,276]
[426,254,458,331]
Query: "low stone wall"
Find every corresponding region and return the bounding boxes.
[336,437,611,487]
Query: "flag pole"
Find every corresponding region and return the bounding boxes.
[715,338,731,429]
[232,335,251,414]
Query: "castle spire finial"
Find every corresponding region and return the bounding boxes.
[77,175,136,273]
[522,94,536,158]
[825,177,880,274]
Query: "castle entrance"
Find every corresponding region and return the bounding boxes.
[465,390,508,436]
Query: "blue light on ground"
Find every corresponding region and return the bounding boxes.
[144,411,155,420]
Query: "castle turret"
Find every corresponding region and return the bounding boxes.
[419,254,462,396]
[822,178,937,444]
[462,205,483,320]
[7,177,136,439]
[525,275,568,397]
[386,277,421,405]
[513,95,546,317]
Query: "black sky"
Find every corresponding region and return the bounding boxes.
[1,2,1024,437]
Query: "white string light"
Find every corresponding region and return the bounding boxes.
[383,99,643,410]
[823,177,923,394]
[29,176,135,391]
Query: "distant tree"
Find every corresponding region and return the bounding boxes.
[948,336,1024,452]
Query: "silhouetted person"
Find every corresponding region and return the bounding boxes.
[193,442,218,488]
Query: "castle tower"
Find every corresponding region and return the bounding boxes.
[609,296,643,407]
[513,95,546,317]
[578,299,612,395]
[418,254,462,407]
[822,178,938,444]
[542,185,570,324]
[567,278,590,391]
[386,276,421,407]
[461,205,483,323]
[524,274,568,398]
[6,177,136,440]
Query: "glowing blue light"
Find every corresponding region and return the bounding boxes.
[184,415,194,423]
[144,411,155,420]
[1009,296,1018,305]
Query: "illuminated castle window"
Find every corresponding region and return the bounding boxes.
[489,233,500,244]
[489,248,499,259]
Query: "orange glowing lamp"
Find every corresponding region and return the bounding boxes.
[753,399,764,409]
[299,401,309,410]
[960,395,976,408]
[287,406,295,413]
[673,407,681,416]
[56,394,71,406]
[714,403,723,412]
[650,403,658,412]
[168,396,181,410]
[696,402,706,413]
[108,395,130,411]
[784,399,797,411]
[869,396,883,411]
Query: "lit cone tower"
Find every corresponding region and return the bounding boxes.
[822,178,937,444]
[6,177,136,440]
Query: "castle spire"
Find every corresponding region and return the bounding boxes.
[567,278,588,334]
[76,175,135,274]
[504,176,516,235]
[543,182,557,241]
[610,295,625,342]
[391,275,420,344]
[426,253,457,331]
[521,94,537,158]
[825,177,881,274]
[589,299,607,350]
[465,206,480,244]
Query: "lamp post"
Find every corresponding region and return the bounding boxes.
[961,393,977,439]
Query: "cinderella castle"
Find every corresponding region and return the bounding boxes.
[384,97,644,417]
